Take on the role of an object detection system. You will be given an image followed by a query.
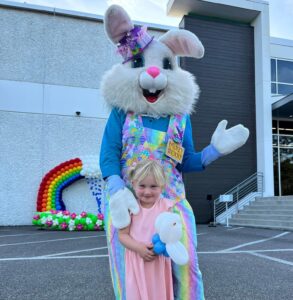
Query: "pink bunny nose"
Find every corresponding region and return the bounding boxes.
[146,66,160,78]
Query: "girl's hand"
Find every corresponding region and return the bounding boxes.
[137,243,156,262]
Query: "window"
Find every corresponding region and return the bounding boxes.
[278,60,293,84]
[271,58,293,96]
[271,59,276,82]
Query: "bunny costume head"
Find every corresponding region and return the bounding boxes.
[101,5,205,117]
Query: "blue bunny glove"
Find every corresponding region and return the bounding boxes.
[201,144,222,167]
[106,175,126,196]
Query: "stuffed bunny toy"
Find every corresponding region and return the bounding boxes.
[100,4,249,300]
[152,212,189,266]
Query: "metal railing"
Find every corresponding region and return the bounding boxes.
[213,172,264,224]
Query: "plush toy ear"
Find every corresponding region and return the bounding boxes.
[104,5,134,44]
[166,242,189,265]
[159,29,204,58]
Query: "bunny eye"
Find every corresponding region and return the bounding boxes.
[132,54,145,68]
[163,57,172,70]
[173,222,176,226]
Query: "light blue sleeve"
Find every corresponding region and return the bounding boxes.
[179,115,204,173]
[179,116,221,172]
[100,108,126,179]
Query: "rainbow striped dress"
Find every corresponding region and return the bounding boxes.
[104,113,205,300]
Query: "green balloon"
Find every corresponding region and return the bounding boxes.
[90,215,97,223]
[32,219,38,225]
[88,223,94,230]
[80,218,86,225]
[74,219,80,226]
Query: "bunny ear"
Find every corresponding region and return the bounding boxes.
[104,5,134,44]
[159,29,204,58]
[166,242,189,265]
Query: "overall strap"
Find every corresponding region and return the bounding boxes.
[166,114,187,145]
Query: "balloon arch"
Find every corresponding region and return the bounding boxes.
[32,156,104,231]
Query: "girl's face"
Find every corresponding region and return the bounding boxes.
[133,175,162,208]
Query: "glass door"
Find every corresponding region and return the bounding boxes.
[273,120,293,196]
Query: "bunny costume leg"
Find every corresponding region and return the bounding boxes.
[104,188,126,299]
[104,113,204,300]
[173,200,205,299]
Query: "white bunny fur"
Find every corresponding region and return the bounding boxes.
[101,40,200,116]
[101,5,204,117]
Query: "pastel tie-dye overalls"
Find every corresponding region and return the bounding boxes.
[105,113,204,300]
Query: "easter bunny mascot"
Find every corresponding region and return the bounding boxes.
[100,5,249,300]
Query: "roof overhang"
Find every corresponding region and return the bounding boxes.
[167,0,268,23]
[272,93,293,118]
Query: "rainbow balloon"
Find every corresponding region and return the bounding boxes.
[37,158,83,212]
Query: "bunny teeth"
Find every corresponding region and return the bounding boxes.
[142,88,162,103]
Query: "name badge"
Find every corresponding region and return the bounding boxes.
[166,139,185,164]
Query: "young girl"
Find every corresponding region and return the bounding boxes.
[118,160,174,300]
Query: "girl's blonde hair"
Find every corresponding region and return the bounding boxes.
[129,160,166,187]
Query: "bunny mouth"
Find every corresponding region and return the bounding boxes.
[142,89,162,103]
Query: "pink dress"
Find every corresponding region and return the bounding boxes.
[125,198,174,300]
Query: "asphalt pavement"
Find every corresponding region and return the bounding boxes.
[0,225,292,300]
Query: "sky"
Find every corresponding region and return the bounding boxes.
[7,0,293,40]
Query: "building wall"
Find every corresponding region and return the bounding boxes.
[270,38,293,61]
[0,7,115,87]
[270,37,293,104]
[180,15,257,223]
[0,5,164,225]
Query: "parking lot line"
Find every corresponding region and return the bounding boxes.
[0,255,109,262]
[219,231,290,252]
[42,246,108,257]
[0,234,106,247]
[198,248,293,254]
[0,233,49,238]
[249,252,293,266]
[227,227,244,231]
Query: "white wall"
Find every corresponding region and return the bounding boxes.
[0,80,109,118]
[270,38,293,60]
[251,3,274,196]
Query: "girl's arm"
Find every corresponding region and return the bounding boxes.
[118,226,155,262]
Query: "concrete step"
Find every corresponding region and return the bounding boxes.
[242,205,293,210]
[234,214,293,221]
[219,195,293,231]
[229,220,293,231]
[252,202,293,207]
[254,199,293,205]
[238,209,293,216]
[256,196,293,201]
[229,218,293,231]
